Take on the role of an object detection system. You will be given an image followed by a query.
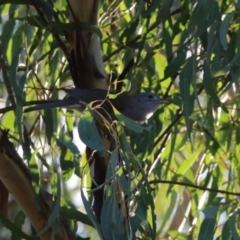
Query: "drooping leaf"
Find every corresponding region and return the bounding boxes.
[78,107,106,151]
[220,12,235,50]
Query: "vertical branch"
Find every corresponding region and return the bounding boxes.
[66,0,113,222]
[67,0,108,89]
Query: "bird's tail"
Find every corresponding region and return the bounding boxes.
[24,98,77,113]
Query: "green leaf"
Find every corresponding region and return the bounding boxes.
[203,61,228,113]
[220,12,235,50]
[80,188,103,239]
[206,22,221,63]
[0,212,35,239]
[222,220,232,240]
[0,19,17,59]
[9,47,24,101]
[100,197,115,240]
[78,107,106,151]
[113,106,151,133]
[130,202,147,235]
[61,206,94,228]
[34,0,53,22]
[42,109,54,144]
[179,55,195,138]
[198,218,216,240]
[119,17,139,42]
[12,211,26,240]
[164,50,186,79]
[202,61,215,97]
[176,152,199,175]
[202,206,219,219]
[29,148,40,192]
[58,126,80,155]
[100,195,130,240]
[38,174,61,236]
[228,214,240,239]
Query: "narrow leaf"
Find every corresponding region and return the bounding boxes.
[59,126,80,155]
[0,212,35,239]
[113,106,151,133]
[220,12,235,50]
[78,107,105,151]
[198,218,216,240]
[81,188,103,239]
[179,55,195,138]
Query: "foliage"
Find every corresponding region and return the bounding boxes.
[0,0,240,239]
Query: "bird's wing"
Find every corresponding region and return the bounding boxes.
[62,88,108,102]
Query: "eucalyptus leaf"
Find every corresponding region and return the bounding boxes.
[0,212,35,239]
[220,12,235,50]
[78,107,106,151]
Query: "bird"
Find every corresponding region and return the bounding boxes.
[24,88,168,122]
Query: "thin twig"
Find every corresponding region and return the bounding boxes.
[149,179,240,197]
[0,106,16,114]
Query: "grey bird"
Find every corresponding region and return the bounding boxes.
[24,88,168,122]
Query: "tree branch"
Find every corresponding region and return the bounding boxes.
[149,179,240,197]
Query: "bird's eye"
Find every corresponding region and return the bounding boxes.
[148,94,154,99]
